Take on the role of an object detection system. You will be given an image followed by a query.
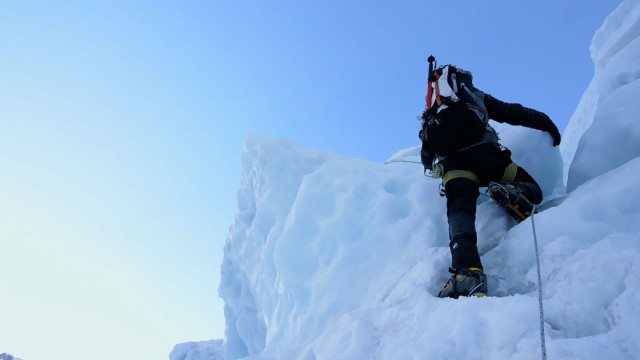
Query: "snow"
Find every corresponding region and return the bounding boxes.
[169,340,224,360]
[178,0,640,359]
[562,0,640,190]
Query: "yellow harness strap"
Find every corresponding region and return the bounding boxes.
[442,170,480,186]
[441,162,518,187]
[501,162,518,183]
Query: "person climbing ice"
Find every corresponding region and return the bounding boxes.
[418,56,561,298]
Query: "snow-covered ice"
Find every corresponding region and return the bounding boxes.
[170,340,224,360]
[563,0,640,190]
[174,0,640,359]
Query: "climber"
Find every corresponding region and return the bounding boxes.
[418,58,561,298]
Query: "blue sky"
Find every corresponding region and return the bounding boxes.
[0,1,621,359]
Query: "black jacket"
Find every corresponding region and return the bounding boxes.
[420,91,561,170]
[483,93,561,143]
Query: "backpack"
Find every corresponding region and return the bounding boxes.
[421,64,491,156]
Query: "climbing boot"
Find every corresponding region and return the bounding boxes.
[438,267,487,299]
[488,181,535,222]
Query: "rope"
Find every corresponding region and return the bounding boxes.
[530,205,547,360]
[384,160,423,165]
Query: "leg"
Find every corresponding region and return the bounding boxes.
[512,166,543,204]
[445,177,482,271]
[437,148,491,298]
[488,165,543,222]
[465,144,542,204]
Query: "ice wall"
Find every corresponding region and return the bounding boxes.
[564,0,640,191]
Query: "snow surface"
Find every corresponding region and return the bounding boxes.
[169,340,224,360]
[562,0,640,190]
[175,1,640,359]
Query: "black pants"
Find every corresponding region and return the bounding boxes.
[443,143,542,271]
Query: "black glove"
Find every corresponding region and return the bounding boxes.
[421,109,436,123]
[420,146,434,171]
[546,122,561,147]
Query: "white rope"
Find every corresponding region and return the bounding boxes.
[383,160,422,165]
[530,205,547,360]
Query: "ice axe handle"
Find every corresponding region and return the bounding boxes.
[425,55,436,110]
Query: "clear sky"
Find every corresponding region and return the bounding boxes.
[0,1,621,359]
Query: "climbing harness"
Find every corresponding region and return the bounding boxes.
[442,169,479,186]
[501,162,518,183]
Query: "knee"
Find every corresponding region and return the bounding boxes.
[446,178,479,238]
[514,181,543,204]
[445,178,479,213]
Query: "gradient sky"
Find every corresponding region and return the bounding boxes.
[0,1,621,359]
